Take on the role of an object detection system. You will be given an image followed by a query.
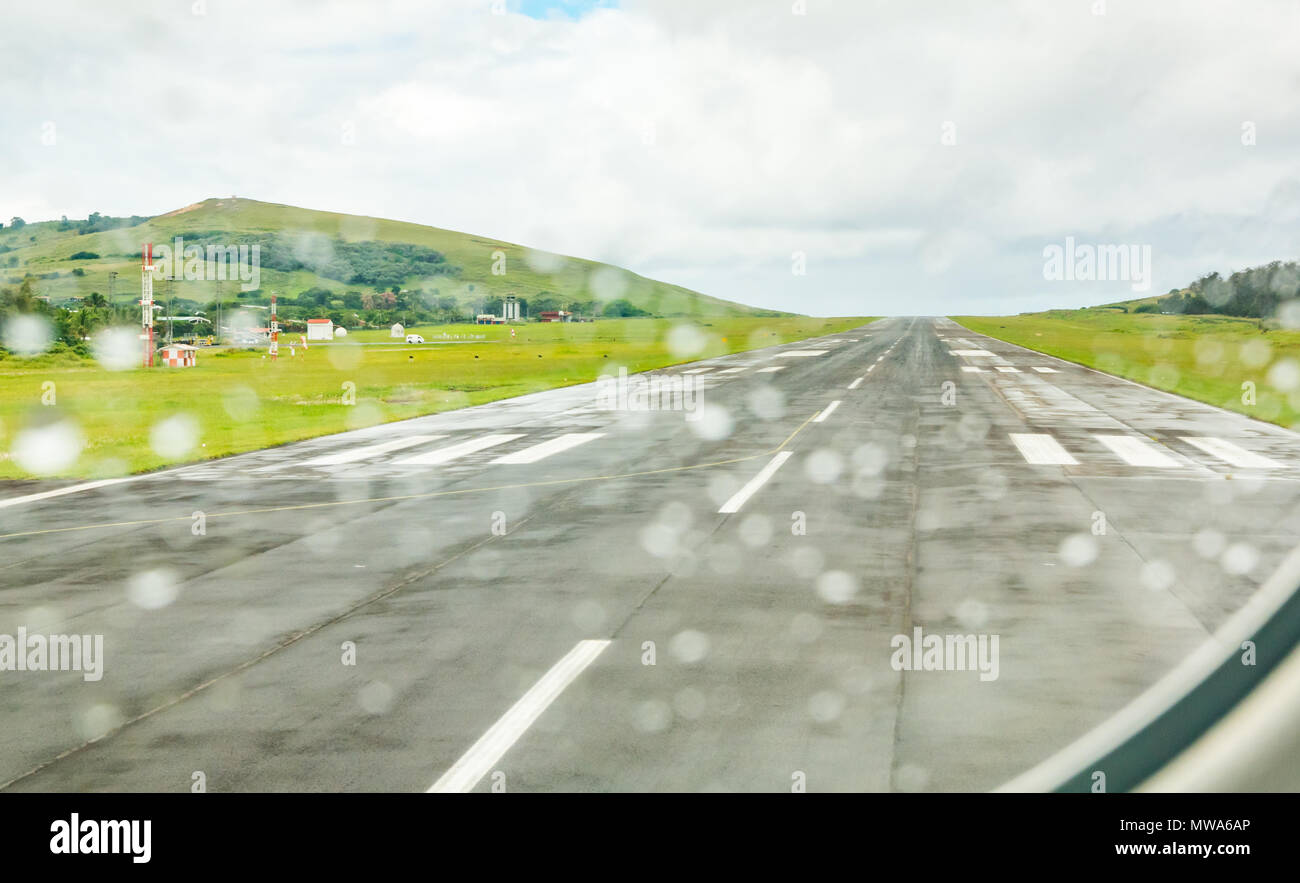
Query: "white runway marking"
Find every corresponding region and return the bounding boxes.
[848,377,864,389]
[303,435,448,466]
[0,476,134,510]
[1010,433,1079,465]
[716,367,749,374]
[681,368,714,374]
[718,451,794,514]
[1094,434,1179,468]
[490,433,604,465]
[995,366,1021,373]
[866,364,876,373]
[1181,437,1283,469]
[756,366,785,373]
[428,639,611,793]
[396,434,525,465]
[960,366,983,373]
[1031,366,1059,373]
[814,400,842,422]
[777,350,829,357]
[949,349,996,357]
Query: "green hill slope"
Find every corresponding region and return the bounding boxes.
[0,197,787,319]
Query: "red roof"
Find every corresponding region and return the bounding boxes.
[307,318,332,324]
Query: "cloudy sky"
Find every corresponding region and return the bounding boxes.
[3,0,1299,315]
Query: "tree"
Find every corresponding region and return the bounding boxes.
[601,298,650,318]
[9,217,25,230]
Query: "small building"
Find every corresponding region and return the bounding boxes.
[538,310,572,323]
[390,323,405,338]
[476,314,505,325]
[158,343,198,367]
[306,318,334,340]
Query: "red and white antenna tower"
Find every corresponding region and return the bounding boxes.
[269,293,279,361]
[141,243,155,368]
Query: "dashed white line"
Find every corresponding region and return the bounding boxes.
[1010,433,1079,465]
[1094,434,1179,468]
[814,400,842,423]
[428,639,611,793]
[777,350,829,358]
[681,368,714,374]
[756,366,785,373]
[718,451,794,514]
[847,377,864,389]
[960,366,984,373]
[303,434,448,466]
[994,366,1021,373]
[395,434,526,466]
[1031,366,1059,373]
[1181,437,1283,469]
[490,433,605,465]
[716,366,749,374]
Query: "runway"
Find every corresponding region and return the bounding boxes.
[2,316,1297,792]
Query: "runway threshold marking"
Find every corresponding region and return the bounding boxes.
[395,434,525,465]
[960,366,983,373]
[1010,433,1079,465]
[1031,366,1059,373]
[1094,434,1179,468]
[490,433,604,465]
[995,366,1021,373]
[428,639,611,793]
[1181,437,1282,469]
[718,451,794,514]
[302,435,448,466]
[756,366,785,373]
[814,400,842,422]
[0,413,824,541]
[0,477,135,510]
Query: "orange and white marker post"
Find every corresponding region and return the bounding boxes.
[269,294,280,361]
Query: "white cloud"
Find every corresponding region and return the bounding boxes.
[3,0,1299,315]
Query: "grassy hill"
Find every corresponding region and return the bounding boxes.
[0,197,787,319]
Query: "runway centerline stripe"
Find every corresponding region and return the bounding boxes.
[1009,433,1078,465]
[302,435,448,466]
[1181,436,1283,469]
[1094,434,1180,468]
[718,451,794,514]
[814,400,842,423]
[490,433,605,465]
[848,377,864,389]
[395,434,525,466]
[428,639,611,793]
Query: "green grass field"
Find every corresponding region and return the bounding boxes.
[954,310,1300,430]
[0,316,872,480]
